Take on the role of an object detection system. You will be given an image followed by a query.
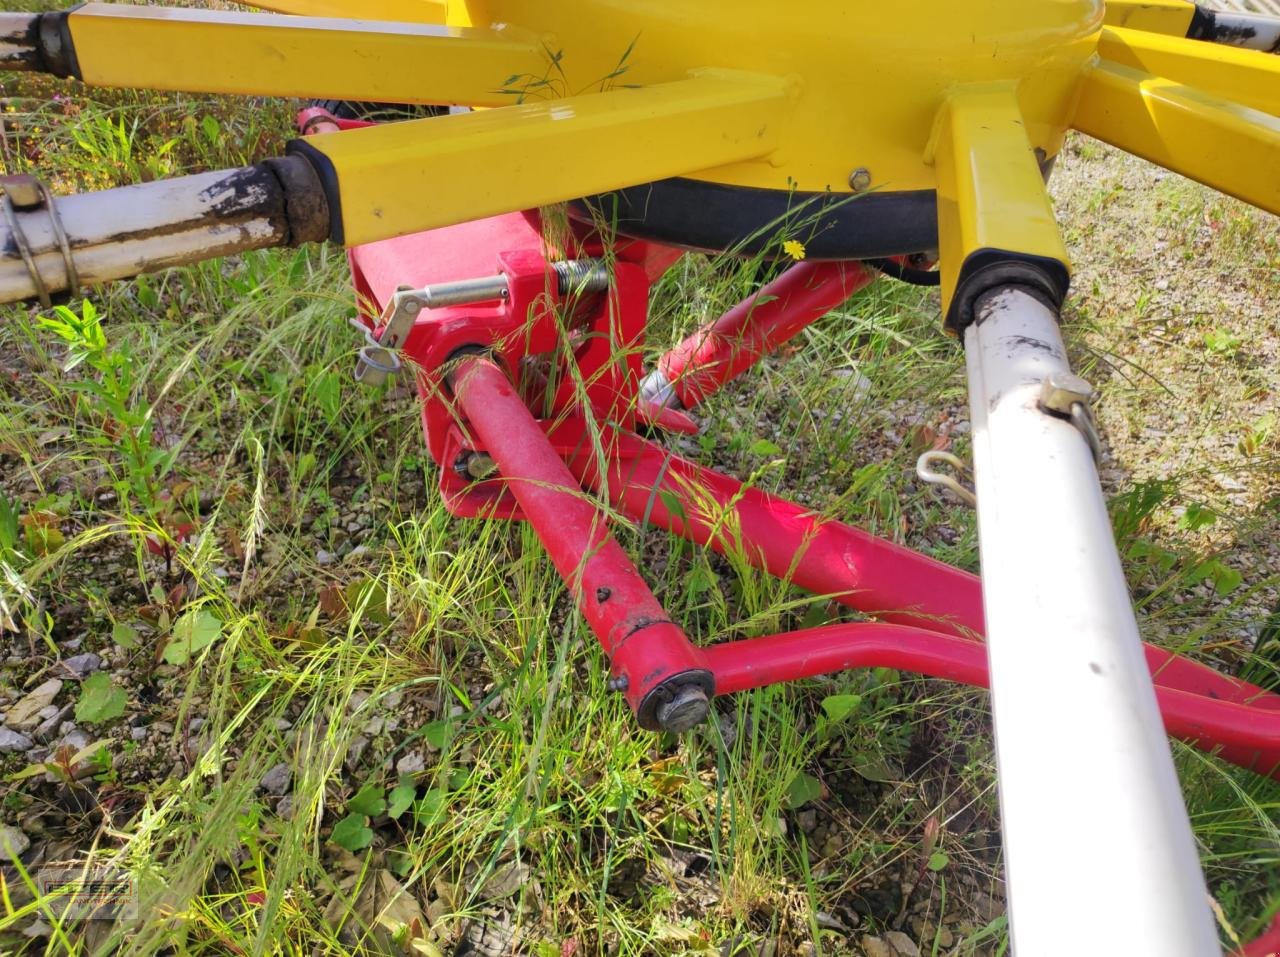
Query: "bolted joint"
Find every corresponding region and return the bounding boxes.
[635,670,715,733]
[453,450,497,483]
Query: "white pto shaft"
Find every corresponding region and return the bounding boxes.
[965,286,1220,957]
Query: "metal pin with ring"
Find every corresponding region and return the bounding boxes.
[916,450,976,507]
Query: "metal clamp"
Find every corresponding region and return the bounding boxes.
[0,174,79,309]
[1038,371,1103,465]
[916,450,976,507]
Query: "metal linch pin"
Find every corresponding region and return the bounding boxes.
[916,450,977,508]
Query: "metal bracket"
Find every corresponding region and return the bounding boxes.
[1038,371,1103,464]
[353,260,609,386]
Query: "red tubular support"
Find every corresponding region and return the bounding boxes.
[705,622,991,693]
[572,429,986,638]
[1240,916,1280,957]
[449,356,712,731]
[703,623,1280,779]
[657,260,876,409]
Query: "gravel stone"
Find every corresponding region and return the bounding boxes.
[859,936,894,957]
[260,762,292,795]
[395,751,426,776]
[59,728,90,752]
[884,931,920,957]
[0,824,30,857]
[0,727,34,753]
[58,654,103,678]
[4,680,63,730]
[33,704,73,743]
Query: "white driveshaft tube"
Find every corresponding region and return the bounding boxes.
[964,286,1219,956]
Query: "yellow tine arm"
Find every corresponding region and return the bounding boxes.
[1100,26,1280,116]
[243,0,446,22]
[1103,0,1197,36]
[1073,61,1280,215]
[60,4,543,108]
[928,85,1070,333]
[288,72,793,247]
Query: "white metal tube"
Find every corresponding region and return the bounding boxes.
[1195,9,1280,51]
[0,158,327,305]
[964,286,1219,956]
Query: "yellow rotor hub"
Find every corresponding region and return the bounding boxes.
[451,0,1105,194]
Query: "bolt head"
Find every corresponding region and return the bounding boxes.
[656,685,709,733]
[848,167,872,192]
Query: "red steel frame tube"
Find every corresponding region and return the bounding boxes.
[657,260,876,409]
[703,623,1280,778]
[574,429,1280,708]
[449,355,709,728]
[572,428,986,638]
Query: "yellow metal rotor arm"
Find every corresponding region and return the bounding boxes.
[287,71,794,247]
[242,0,446,23]
[51,4,545,109]
[1103,0,1198,36]
[1099,26,1280,116]
[1073,62,1280,216]
[927,86,1071,334]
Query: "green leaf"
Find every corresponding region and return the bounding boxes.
[686,564,718,597]
[799,602,830,630]
[1188,558,1244,596]
[412,788,448,828]
[819,694,862,725]
[927,851,950,872]
[0,493,18,553]
[345,579,391,626]
[851,751,900,783]
[330,813,373,851]
[312,371,344,426]
[75,672,127,724]
[423,720,453,751]
[200,114,221,144]
[1203,328,1241,355]
[111,622,139,650]
[348,782,387,817]
[1179,503,1217,532]
[1207,561,1243,596]
[748,438,782,456]
[657,489,686,520]
[163,609,223,665]
[387,780,417,820]
[785,771,823,809]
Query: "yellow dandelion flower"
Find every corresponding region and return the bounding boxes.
[782,239,806,261]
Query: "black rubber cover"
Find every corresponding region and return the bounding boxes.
[571,178,939,260]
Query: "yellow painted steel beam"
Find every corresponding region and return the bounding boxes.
[1074,61,1280,215]
[1103,0,1197,35]
[245,0,446,22]
[64,4,543,108]
[1100,26,1280,116]
[928,85,1070,328]
[289,71,794,247]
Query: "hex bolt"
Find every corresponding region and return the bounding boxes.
[453,451,497,482]
[606,675,629,693]
[655,684,710,732]
[1038,371,1095,417]
[848,167,873,192]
